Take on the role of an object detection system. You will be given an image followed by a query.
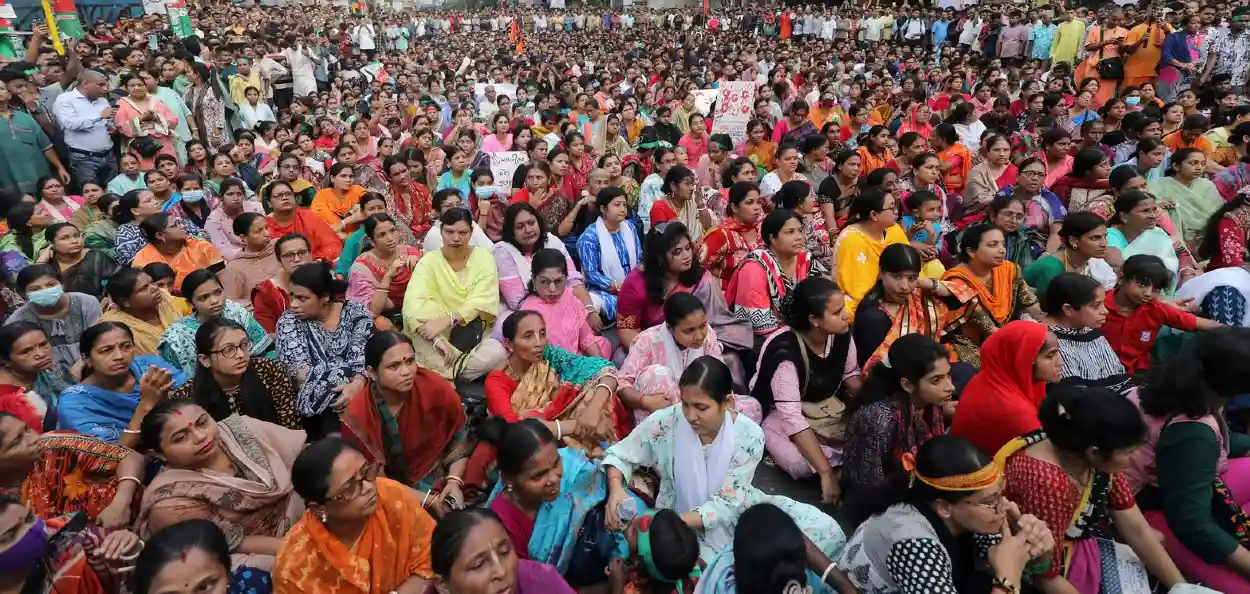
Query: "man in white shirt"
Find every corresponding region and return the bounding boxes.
[355,19,376,60]
[53,70,117,185]
[865,10,884,41]
[479,85,500,121]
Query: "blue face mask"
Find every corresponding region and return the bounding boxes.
[1125,96,1141,106]
[27,286,64,308]
[182,189,205,203]
[474,186,494,198]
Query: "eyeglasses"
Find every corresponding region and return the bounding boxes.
[966,494,1004,512]
[328,461,381,501]
[1019,170,1046,179]
[212,338,253,359]
[280,248,311,262]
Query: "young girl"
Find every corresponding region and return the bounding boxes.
[899,190,947,278]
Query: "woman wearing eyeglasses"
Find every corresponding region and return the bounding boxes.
[264,181,345,264]
[135,399,307,573]
[274,437,437,594]
[157,269,273,377]
[251,233,314,336]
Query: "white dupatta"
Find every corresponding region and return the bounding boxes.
[496,233,567,286]
[594,218,639,285]
[673,408,736,550]
[661,323,705,376]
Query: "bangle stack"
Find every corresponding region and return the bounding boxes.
[990,577,1018,594]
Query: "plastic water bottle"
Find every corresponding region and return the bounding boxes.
[617,497,637,523]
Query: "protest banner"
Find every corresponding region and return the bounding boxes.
[490,151,527,196]
[710,81,755,145]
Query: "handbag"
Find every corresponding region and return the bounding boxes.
[448,318,486,353]
[1095,27,1124,80]
[563,503,615,588]
[792,330,848,443]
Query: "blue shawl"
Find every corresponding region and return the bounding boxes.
[55,355,189,442]
[1160,31,1196,70]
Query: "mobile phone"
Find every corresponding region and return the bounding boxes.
[148,34,159,52]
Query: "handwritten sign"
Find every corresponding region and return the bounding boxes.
[490,151,527,196]
[710,81,755,145]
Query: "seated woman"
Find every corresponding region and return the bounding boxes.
[220,212,281,305]
[204,178,263,261]
[2,202,47,263]
[517,249,610,358]
[0,411,143,526]
[252,233,313,335]
[752,277,862,505]
[341,331,474,503]
[0,494,144,593]
[311,163,368,238]
[168,318,300,429]
[345,214,422,331]
[648,165,717,244]
[576,187,643,322]
[274,437,436,593]
[950,320,1062,455]
[942,223,1044,366]
[134,519,274,594]
[131,213,225,289]
[833,187,910,317]
[163,173,218,232]
[729,210,820,340]
[421,189,496,252]
[1149,147,1223,252]
[382,155,434,244]
[618,223,753,376]
[1107,191,1185,291]
[842,335,955,496]
[618,292,761,425]
[1049,148,1109,215]
[1041,273,1133,394]
[264,181,344,263]
[1001,385,1187,593]
[604,357,847,565]
[114,188,209,266]
[56,321,187,445]
[698,181,764,292]
[275,263,374,439]
[495,203,596,331]
[402,209,506,382]
[135,399,305,572]
[0,324,74,432]
[84,194,119,259]
[332,192,392,278]
[1123,329,1250,591]
[158,269,272,376]
[1024,211,1118,295]
[45,222,119,298]
[486,311,627,453]
[839,435,1056,593]
[430,508,577,594]
[776,179,833,274]
[6,264,101,376]
[99,267,187,355]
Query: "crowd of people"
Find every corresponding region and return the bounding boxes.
[2,0,1250,592]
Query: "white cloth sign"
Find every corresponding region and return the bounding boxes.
[710,81,755,145]
[490,151,527,196]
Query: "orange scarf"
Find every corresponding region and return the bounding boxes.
[857,145,893,178]
[273,478,434,594]
[941,262,1018,325]
[938,143,972,192]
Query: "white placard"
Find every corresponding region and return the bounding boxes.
[0,5,17,19]
[691,88,718,117]
[550,0,565,7]
[490,151,527,195]
[710,81,755,145]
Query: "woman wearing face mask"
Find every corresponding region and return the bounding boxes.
[842,335,956,496]
[157,269,272,376]
[165,174,219,233]
[6,264,101,376]
[0,494,144,593]
[346,214,422,331]
[604,356,850,573]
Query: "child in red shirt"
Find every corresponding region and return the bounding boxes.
[1102,255,1220,374]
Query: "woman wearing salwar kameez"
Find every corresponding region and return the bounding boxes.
[602,356,846,565]
[341,332,476,506]
[157,270,272,376]
[575,188,642,321]
[485,311,627,457]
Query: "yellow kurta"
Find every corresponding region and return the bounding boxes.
[401,247,499,378]
[835,224,910,319]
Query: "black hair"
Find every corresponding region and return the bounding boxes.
[774,180,812,211]
[105,267,148,305]
[289,262,345,299]
[42,221,76,245]
[663,165,695,196]
[1040,273,1102,316]
[847,187,892,225]
[137,398,201,454]
[595,186,628,217]
[663,292,706,328]
[1041,126,1072,148]
[850,333,951,420]
[180,268,221,302]
[958,223,1004,264]
[527,249,568,295]
[232,211,267,237]
[933,122,959,144]
[139,213,172,243]
[761,209,800,247]
[274,233,311,262]
[439,206,475,228]
[1109,165,1143,193]
[478,417,556,477]
[904,189,941,213]
[720,157,756,188]
[4,202,36,257]
[1071,148,1109,178]
[1167,147,1204,177]
[501,310,541,342]
[1142,327,1250,418]
[1111,190,1155,225]
[364,331,412,370]
[133,519,232,594]
[291,437,360,504]
[15,264,60,294]
[190,317,275,422]
[77,321,135,379]
[501,202,548,253]
[1039,385,1146,459]
[859,434,995,525]
[733,504,809,593]
[780,276,840,331]
[642,222,702,305]
[1059,211,1107,251]
[0,322,45,365]
[726,182,760,218]
[432,188,462,212]
[430,508,508,577]
[362,213,396,242]
[1121,254,1172,290]
[1200,191,1250,261]
[862,243,924,306]
[677,356,733,405]
[359,191,388,212]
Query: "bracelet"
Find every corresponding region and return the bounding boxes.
[820,562,838,584]
[445,475,464,487]
[593,382,613,396]
[116,476,142,488]
[421,490,433,508]
[555,420,563,441]
[122,428,140,435]
[990,576,1018,594]
[584,304,596,313]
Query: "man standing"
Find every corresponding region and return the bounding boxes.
[1030,10,1058,70]
[52,70,115,186]
[998,12,1030,67]
[1051,9,1087,69]
[1202,7,1250,96]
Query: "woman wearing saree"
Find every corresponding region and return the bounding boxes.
[963,134,1019,226]
[341,332,474,503]
[345,214,422,332]
[1051,148,1111,215]
[311,164,368,238]
[834,187,910,318]
[431,508,578,594]
[98,267,184,356]
[1002,387,1187,594]
[402,209,506,382]
[728,211,819,339]
[264,181,344,264]
[158,269,272,376]
[603,356,847,565]
[485,311,627,456]
[699,181,763,293]
[942,224,1044,366]
[267,154,318,208]
[135,400,305,572]
[274,437,436,594]
[332,193,393,279]
[219,213,280,306]
[510,161,572,234]
[1107,191,1186,290]
[115,74,179,167]
[1149,148,1223,252]
[382,155,433,244]
[495,203,596,335]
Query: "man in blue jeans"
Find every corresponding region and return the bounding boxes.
[52,69,117,186]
